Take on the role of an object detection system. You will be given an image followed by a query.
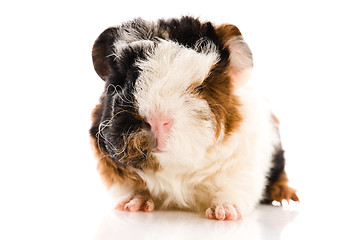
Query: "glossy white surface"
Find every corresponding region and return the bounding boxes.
[94,205,298,240]
[93,200,359,240]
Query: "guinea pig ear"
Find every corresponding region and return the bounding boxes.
[92,27,119,80]
[216,24,253,90]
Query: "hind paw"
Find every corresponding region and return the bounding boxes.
[269,182,299,204]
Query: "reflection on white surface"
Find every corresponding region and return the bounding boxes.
[93,205,299,240]
[93,199,361,240]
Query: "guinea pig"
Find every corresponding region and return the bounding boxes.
[89,16,299,221]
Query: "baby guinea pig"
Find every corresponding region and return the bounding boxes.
[89,16,299,220]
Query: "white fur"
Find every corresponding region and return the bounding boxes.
[110,40,279,217]
[134,40,220,167]
[136,85,278,215]
[113,39,155,60]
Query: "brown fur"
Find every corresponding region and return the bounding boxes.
[215,24,243,45]
[198,24,246,139]
[267,171,299,203]
[92,27,119,80]
[120,131,160,171]
[272,113,280,125]
[262,114,299,204]
[201,64,243,139]
[90,104,158,190]
[90,134,150,190]
[215,24,253,91]
[91,104,102,123]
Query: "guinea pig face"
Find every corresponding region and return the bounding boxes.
[99,40,219,168]
[133,40,220,162]
[91,18,253,170]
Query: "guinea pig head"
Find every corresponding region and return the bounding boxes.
[91,18,253,169]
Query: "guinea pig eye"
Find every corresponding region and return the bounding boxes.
[194,85,204,93]
[142,121,152,131]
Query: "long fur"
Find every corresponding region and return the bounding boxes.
[90,16,298,220]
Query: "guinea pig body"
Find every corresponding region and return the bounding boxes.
[90,16,298,220]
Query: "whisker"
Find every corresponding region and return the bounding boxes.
[106,84,135,106]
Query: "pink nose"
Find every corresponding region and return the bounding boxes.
[146,114,173,151]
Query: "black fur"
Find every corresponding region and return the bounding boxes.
[90,16,231,167]
[90,43,152,162]
[268,148,286,184]
[261,147,286,203]
[159,16,220,51]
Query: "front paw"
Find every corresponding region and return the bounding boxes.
[206,203,242,220]
[115,194,154,212]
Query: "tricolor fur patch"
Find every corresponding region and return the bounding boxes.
[90,16,298,220]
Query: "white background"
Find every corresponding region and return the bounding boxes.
[1,0,360,239]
